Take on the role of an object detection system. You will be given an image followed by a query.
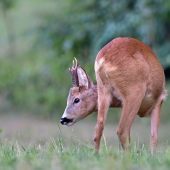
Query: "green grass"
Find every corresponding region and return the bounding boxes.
[0,133,170,170]
[0,116,170,170]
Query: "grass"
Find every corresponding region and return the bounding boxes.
[0,129,170,170]
[0,115,170,170]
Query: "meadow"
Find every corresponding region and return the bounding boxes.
[0,114,170,170]
[1,137,170,170]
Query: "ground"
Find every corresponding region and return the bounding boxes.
[1,114,169,148]
[0,114,170,170]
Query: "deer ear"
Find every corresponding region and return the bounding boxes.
[77,66,94,89]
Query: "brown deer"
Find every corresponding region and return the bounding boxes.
[60,37,166,154]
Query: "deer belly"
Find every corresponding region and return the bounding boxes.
[137,96,155,117]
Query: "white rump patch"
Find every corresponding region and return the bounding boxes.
[95,58,105,72]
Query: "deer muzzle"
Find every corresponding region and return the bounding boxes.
[60,117,74,126]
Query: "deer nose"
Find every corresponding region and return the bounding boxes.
[60,117,73,125]
[60,118,66,125]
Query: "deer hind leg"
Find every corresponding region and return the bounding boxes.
[94,88,112,152]
[116,86,146,150]
[150,99,163,155]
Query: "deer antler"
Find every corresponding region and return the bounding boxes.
[69,58,79,87]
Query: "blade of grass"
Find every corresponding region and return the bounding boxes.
[103,131,108,153]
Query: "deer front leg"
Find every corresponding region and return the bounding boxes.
[94,90,111,152]
[150,99,163,155]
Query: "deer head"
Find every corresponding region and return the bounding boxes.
[60,58,98,126]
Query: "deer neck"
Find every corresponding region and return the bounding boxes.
[93,85,98,112]
[92,85,122,112]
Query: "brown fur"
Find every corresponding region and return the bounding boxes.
[62,37,166,154]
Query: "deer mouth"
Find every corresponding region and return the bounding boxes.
[60,117,74,126]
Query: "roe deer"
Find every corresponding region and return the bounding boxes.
[60,37,166,154]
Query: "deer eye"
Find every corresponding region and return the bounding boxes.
[74,98,80,103]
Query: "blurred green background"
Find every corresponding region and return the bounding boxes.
[0,0,170,123]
